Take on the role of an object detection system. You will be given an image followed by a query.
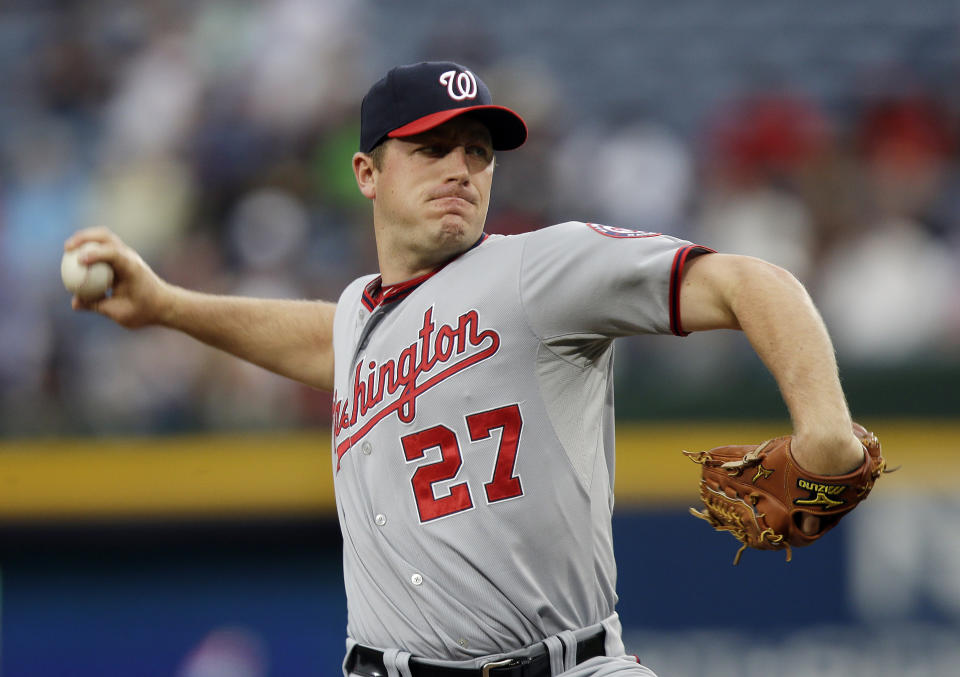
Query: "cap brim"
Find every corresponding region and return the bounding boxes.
[387,105,527,150]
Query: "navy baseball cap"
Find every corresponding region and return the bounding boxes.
[359,61,527,153]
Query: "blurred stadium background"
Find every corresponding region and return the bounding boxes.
[1,0,959,675]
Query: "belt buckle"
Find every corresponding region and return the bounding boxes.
[480,658,517,676]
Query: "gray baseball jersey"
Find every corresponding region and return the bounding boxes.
[331,221,709,664]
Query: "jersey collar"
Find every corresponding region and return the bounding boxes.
[361,233,489,311]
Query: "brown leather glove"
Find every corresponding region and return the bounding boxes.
[684,423,888,564]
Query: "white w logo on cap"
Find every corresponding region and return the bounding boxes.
[439,70,478,101]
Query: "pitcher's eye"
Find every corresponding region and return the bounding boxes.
[468,145,493,162]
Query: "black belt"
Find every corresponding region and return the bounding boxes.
[348,630,605,677]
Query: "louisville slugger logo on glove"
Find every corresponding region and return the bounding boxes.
[683,424,891,565]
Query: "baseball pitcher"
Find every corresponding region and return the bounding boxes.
[65,61,885,677]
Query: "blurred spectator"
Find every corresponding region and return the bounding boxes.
[197,188,315,430]
[854,93,955,232]
[63,325,209,433]
[101,32,201,163]
[695,186,817,282]
[86,155,197,262]
[2,118,90,298]
[243,0,365,135]
[692,91,832,283]
[701,91,831,187]
[0,116,90,433]
[816,215,958,363]
[815,92,959,363]
[552,117,693,235]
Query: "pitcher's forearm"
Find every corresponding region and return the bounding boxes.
[161,285,336,391]
[726,262,856,463]
[64,227,338,391]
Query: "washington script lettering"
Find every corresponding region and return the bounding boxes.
[333,307,500,468]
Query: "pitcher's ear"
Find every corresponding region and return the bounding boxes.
[353,152,377,200]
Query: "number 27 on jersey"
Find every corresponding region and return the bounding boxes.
[401,404,524,522]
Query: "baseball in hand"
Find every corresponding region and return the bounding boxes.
[61,242,114,301]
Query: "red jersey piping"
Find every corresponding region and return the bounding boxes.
[669,245,714,337]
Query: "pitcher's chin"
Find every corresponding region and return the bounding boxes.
[433,216,479,244]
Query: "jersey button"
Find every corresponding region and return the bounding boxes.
[410,573,423,586]
[374,513,387,526]
[361,441,373,455]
